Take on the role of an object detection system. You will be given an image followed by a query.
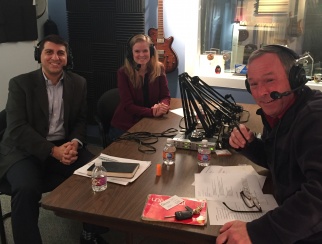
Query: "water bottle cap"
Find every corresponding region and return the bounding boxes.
[95,161,102,166]
[167,138,173,143]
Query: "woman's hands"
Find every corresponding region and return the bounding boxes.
[152,103,169,117]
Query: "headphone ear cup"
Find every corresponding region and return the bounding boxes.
[245,76,251,94]
[127,45,133,61]
[126,40,134,62]
[265,45,308,90]
[66,47,74,70]
[34,46,41,63]
[126,34,135,62]
[289,65,307,89]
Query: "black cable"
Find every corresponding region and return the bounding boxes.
[114,128,178,154]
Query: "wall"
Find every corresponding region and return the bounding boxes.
[0,6,48,110]
[7,1,320,109]
[48,0,68,40]
[45,0,254,104]
[145,0,199,98]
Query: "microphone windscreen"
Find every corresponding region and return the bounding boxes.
[135,64,141,71]
[270,91,281,100]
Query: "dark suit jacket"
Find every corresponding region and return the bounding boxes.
[0,68,88,179]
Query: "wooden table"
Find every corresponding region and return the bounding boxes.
[42,98,264,244]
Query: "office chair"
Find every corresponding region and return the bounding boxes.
[94,88,120,148]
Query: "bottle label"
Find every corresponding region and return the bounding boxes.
[163,151,175,160]
[197,153,211,161]
[92,176,107,186]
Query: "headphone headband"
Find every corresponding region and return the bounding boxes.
[245,45,307,93]
[126,34,155,62]
[34,35,74,70]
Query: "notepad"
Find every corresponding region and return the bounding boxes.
[141,194,207,226]
[87,161,140,179]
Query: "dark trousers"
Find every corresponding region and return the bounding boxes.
[108,126,126,142]
[5,144,95,244]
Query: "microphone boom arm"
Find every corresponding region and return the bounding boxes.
[179,72,244,147]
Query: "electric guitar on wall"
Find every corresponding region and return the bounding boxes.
[148,0,178,73]
[287,0,303,38]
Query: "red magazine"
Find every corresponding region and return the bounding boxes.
[141,194,207,226]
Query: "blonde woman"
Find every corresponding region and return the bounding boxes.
[109,34,170,140]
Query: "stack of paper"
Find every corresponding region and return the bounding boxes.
[194,165,278,225]
[74,153,151,185]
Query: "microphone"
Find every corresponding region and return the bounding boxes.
[270,91,292,100]
[135,64,141,71]
[270,85,304,100]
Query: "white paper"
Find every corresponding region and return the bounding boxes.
[170,108,184,117]
[194,165,278,225]
[74,153,151,186]
[207,195,278,225]
[159,195,184,210]
[195,173,264,201]
[199,165,266,189]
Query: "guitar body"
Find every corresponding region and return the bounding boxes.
[148,27,179,73]
[287,16,303,37]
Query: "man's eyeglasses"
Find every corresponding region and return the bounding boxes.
[223,189,262,213]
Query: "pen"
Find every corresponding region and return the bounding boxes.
[98,155,118,162]
[233,121,249,146]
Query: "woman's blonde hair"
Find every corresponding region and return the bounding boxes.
[124,34,163,88]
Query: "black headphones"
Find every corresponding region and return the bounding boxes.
[126,34,155,62]
[34,36,74,70]
[245,45,307,93]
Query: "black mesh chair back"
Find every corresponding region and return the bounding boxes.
[95,88,120,148]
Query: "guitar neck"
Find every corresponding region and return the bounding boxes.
[148,0,178,73]
[294,0,299,16]
[157,0,164,41]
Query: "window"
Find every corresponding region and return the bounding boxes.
[199,0,322,76]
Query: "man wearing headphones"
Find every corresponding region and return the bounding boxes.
[108,34,171,140]
[216,45,322,243]
[0,35,107,243]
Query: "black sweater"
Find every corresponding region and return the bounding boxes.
[241,86,322,243]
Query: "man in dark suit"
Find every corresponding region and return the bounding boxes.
[0,35,107,244]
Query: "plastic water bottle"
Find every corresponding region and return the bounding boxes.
[163,138,176,166]
[91,161,107,192]
[197,139,211,166]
